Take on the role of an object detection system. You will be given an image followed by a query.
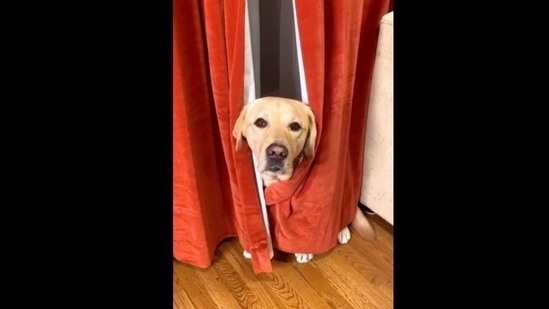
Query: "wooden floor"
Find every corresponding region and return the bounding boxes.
[174,214,393,309]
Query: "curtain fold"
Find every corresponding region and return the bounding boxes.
[174,0,271,273]
[265,0,391,254]
[173,0,236,268]
[174,0,392,274]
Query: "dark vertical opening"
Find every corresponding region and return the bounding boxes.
[259,0,280,97]
[277,0,301,101]
[254,0,301,101]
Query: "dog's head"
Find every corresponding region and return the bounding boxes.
[232,96,317,183]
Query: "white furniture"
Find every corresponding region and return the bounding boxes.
[359,11,393,225]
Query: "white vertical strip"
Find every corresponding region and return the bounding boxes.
[291,0,308,104]
[243,1,256,104]
[244,0,274,259]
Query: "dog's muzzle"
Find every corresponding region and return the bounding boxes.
[264,143,288,173]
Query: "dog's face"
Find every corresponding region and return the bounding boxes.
[232,97,317,184]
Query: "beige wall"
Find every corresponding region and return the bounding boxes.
[360,12,393,225]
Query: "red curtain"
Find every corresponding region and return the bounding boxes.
[174,0,392,274]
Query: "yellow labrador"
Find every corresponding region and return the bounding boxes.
[233,96,375,263]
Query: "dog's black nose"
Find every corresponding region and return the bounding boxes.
[266,143,288,160]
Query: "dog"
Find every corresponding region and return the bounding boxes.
[232,96,375,263]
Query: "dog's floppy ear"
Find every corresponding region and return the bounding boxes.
[232,104,250,151]
[304,106,318,159]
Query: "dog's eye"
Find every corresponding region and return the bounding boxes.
[254,118,268,128]
[289,122,301,131]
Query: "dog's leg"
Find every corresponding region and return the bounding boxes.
[244,250,314,264]
[337,226,351,244]
[242,250,275,260]
[293,227,351,264]
[246,250,314,263]
[245,251,314,263]
[294,253,314,263]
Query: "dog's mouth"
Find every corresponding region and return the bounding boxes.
[262,163,287,174]
[267,166,282,172]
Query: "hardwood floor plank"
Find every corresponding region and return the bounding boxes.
[194,259,244,309]
[328,244,393,306]
[258,266,313,309]
[173,262,220,308]
[274,261,335,309]
[308,255,381,309]
[344,247,392,300]
[173,214,394,309]
[221,240,286,308]
[294,262,357,308]
[173,288,196,309]
[209,255,265,308]
[350,231,393,273]
[223,239,313,309]
[173,267,185,295]
[369,215,394,254]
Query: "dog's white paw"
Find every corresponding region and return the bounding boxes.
[338,227,351,244]
[243,250,252,259]
[295,253,314,263]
